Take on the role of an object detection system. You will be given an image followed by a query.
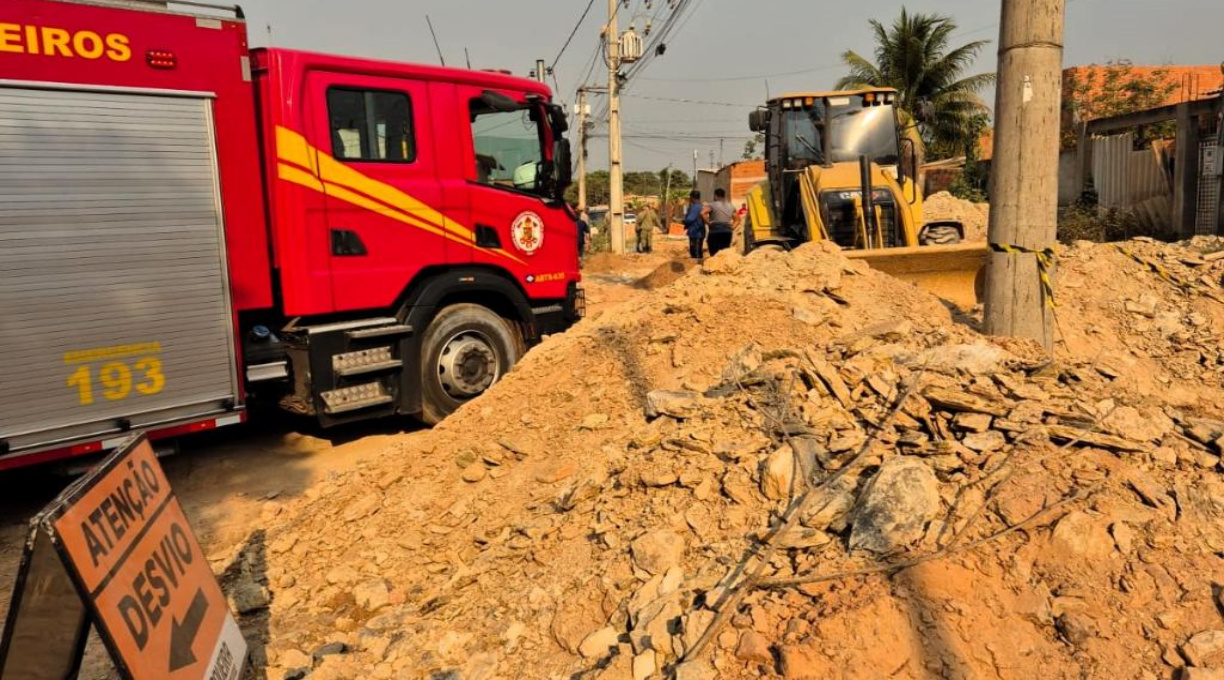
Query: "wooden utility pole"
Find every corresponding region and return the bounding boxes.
[606,0,627,254]
[984,0,1066,351]
[576,88,589,213]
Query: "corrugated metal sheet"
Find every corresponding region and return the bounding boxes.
[0,86,239,453]
[1091,133,1174,232]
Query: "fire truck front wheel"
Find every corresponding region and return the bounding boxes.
[420,303,524,425]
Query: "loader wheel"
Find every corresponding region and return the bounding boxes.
[420,303,523,425]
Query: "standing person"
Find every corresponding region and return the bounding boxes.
[707,188,738,256]
[574,205,590,260]
[683,190,707,260]
[637,204,659,254]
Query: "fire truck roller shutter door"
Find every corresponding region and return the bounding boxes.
[0,86,240,456]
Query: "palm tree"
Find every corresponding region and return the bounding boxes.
[836,8,994,159]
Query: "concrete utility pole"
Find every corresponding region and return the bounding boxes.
[534,59,547,83]
[692,150,698,186]
[576,88,589,213]
[984,0,1066,352]
[662,163,673,224]
[606,0,627,254]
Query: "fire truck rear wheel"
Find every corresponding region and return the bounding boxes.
[420,303,523,425]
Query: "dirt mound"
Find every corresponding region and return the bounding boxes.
[239,242,1224,680]
[1054,236,1224,409]
[924,192,989,243]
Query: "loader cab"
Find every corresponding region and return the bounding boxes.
[750,88,913,248]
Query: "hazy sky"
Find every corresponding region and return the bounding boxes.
[239,0,1224,172]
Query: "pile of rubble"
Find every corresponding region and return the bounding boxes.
[232,241,1224,680]
[1055,236,1224,408]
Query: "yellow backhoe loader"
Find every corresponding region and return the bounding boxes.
[743,88,987,309]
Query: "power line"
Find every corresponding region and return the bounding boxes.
[623,93,757,108]
[551,0,599,71]
[638,62,843,83]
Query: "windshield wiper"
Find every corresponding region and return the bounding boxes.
[794,133,824,163]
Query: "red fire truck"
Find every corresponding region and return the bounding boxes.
[0,0,583,470]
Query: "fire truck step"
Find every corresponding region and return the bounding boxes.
[347,324,413,340]
[320,382,394,415]
[335,360,403,378]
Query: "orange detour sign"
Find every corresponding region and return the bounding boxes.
[4,435,246,680]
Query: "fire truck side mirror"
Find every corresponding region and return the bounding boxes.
[555,140,573,198]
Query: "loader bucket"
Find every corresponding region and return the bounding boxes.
[845,243,988,311]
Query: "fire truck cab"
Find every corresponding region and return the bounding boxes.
[0,0,582,469]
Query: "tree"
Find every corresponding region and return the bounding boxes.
[1061,61,1177,148]
[742,132,765,160]
[836,8,994,160]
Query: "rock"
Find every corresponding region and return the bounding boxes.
[953,412,993,433]
[1056,612,1099,647]
[800,471,861,532]
[631,530,685,576]
[1050,511,1114,561]
[680,608,712,656]
[633,596,682,657]
[673,660,717,680]
[1111,522,1136,554]
[281,669,309,680]
[1046,424,1145,452]
[779,644,825,679]
[461,461,486,483]
[632,650,656,680]
[849,457,941,554]
[578,626,621,660]
[277,649,312,670]
[641,469,679,487]
[761,444,799,500]
[311,641,348,664]
[962,430,1006,453]
[923,387,1009,416]
[1104,406,1173,442]
[645,390,705,420]
[735,630,773,665]
[580,413,611,430]
[354,580,390,611]
[1182,670,1224,680]
[325,565,359,585]
[230,581,271,615]
[536,462,577,484]
[908,343,1014,376]
[1183,630,1224,667]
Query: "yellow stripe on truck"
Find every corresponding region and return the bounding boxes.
[274,126,524,266]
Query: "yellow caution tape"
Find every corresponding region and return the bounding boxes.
[989,242,1057,310]
[1111,244,1198,292]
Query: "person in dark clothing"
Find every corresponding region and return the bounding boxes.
[574,205,590,259]
[707,188,737,256]
[683,190,707,260]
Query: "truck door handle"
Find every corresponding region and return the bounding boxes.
[475,225,501,248]
[330,229,368,256]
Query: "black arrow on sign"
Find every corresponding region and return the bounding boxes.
[169,589,208,673]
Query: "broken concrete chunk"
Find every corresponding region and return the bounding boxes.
[761,444,800,501]
[645,390,706,420]
[923,387,1009,417]
[849,457,941,554]
[1183,630,1224,667]
[578,626,620,660]
[631,530,685,576]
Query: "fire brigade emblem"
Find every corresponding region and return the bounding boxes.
[511,211,545,255]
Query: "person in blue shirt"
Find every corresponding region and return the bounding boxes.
[683,190,707,260]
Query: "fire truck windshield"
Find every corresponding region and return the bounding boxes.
[827,98,900,166]
[471,102,550,197]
